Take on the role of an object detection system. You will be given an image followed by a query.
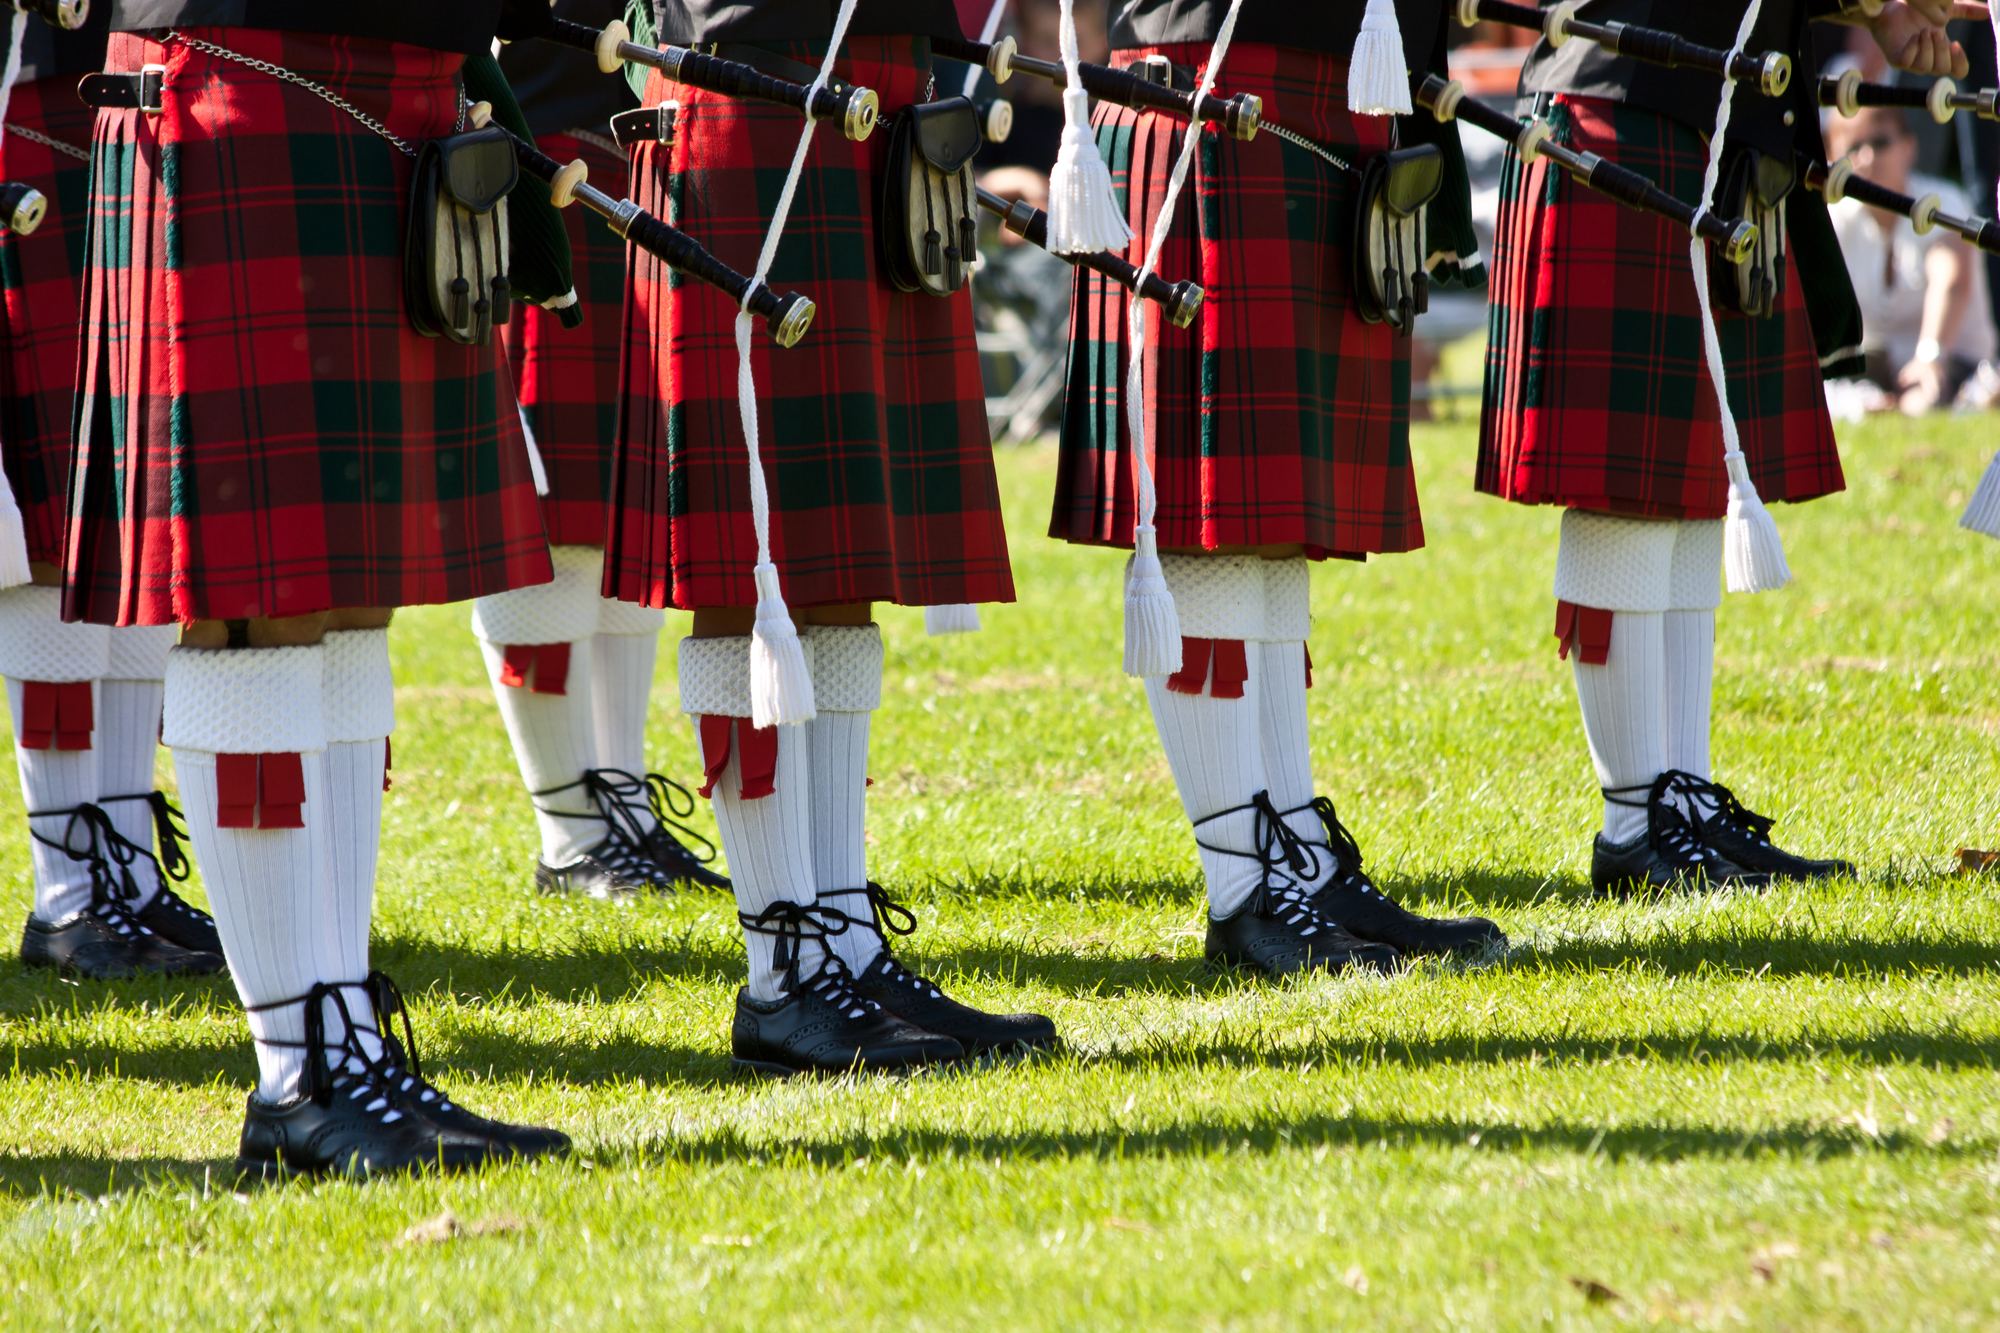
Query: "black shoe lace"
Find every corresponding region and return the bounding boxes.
[1659,769,1776,847]
[246,983,408,1124]
[1298,795,1399,903]
[813,884,942,999]
[737,899,876,1017]
[533,768,719,882]
[362,970,463,1115]
[1615,773,1722,872]
[27,800,173,937]
[1193,790,1338,919]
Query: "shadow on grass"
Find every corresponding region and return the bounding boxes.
[1379,870,1581,910]
[0,1152,232,1198]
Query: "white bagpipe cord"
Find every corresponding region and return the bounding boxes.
[1349,0,1412,116]
[1120,0,1247,678]
[731,0,864,726]
[1688,0,1790,592]
[960,0,1009,98]
[1046,0,1132,253]
[1963,3,2000,540]
[0,4,35,590]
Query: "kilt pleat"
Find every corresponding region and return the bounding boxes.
[501,129,626,548]
[604,35,1014,611]
[0,77,95,566]
[63,28,551,627]
[1050,43,1418,561]
[1477,96,1843,519]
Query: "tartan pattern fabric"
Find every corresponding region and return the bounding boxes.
[1051,43,1419,561]
[500,129,626,548]
[1479,96,1843,520]
[63,28,552,628]
[0,77,97,566]
[605,35,1013,611]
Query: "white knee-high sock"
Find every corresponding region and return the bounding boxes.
[322,629,395,981]
[7,677,100,922]
[1152,554,1271,916]
[473,546,606,866]
[593,595,666,781]
[804,625,882,972]
[99,624,175,909]
[164,645,350,1103]
[1554,511,1678,845]
[0,586,113,921]
[1664,519,1723,781]
[681,636,819,1000]
[479,636,603,866]
[1254,557,1321,854]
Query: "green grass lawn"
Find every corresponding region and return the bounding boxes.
[2,414,1997,1331]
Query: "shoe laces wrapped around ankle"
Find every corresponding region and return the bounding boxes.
[1194,790,1341,903]
[363,970,463,1115]
[1640,774,1725,870]
[812,885,945,1000]
[246,983,408,1122]
[738,900,875,1017]
[27,801,166,937]
[1661,770,1776,846]
[1298,795,1397,901]
[534,769,719,877]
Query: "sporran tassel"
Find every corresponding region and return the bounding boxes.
[1349,0,1412,116]
[1960,451,2000,539]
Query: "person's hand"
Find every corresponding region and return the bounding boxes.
[1897,354,1949,413]
[977,167,1050,248]
[1866,2,1987,79]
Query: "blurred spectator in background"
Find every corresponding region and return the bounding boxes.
[1825,105,1996,413]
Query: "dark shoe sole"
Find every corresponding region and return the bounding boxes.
[1205,948,1398,978]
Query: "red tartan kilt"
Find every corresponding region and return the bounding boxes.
[62,29,552,627]
[499,129,625,548]
[0,76,95,566]
[1478,96,1843,519]
[604,35,1013,611]
[1050,43,1418,561]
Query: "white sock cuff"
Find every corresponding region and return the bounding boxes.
[321,628,395,742]
[470,545,603,645]
[1257,558,1311,642]
[680,635,758,718]
[596,594,666,637]
[162,645,326,754]
[803,624,882,712]
[1159,554,1265,640]
[1552,510,1677,613]
[1666,519,1725,612]
[103,624,177,681]
[0,585,111,682]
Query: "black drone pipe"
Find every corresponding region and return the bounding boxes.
[1805,157,2000,254]
[1457,0,1790,97]
[933,34,1263,140]
[1817,71,1999,122]
[974,186,1205,328]
[506,130,817,346]
[542,17,880,141]
[1417,75,1757,263]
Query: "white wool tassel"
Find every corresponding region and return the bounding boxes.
[924,603,982,635]
[0,5,35,590]
[726,0,862,724]
[1349,0,1412,116]
[1691,0,1787,593]
[750,563,814,727]
[1123,528,1181,676]
[1045,0,1131,254]
[1116,0,1246,677]
[1961,451,2000,539]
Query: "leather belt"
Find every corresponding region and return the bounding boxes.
[610,105,678,150]
[77,65,166,113]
